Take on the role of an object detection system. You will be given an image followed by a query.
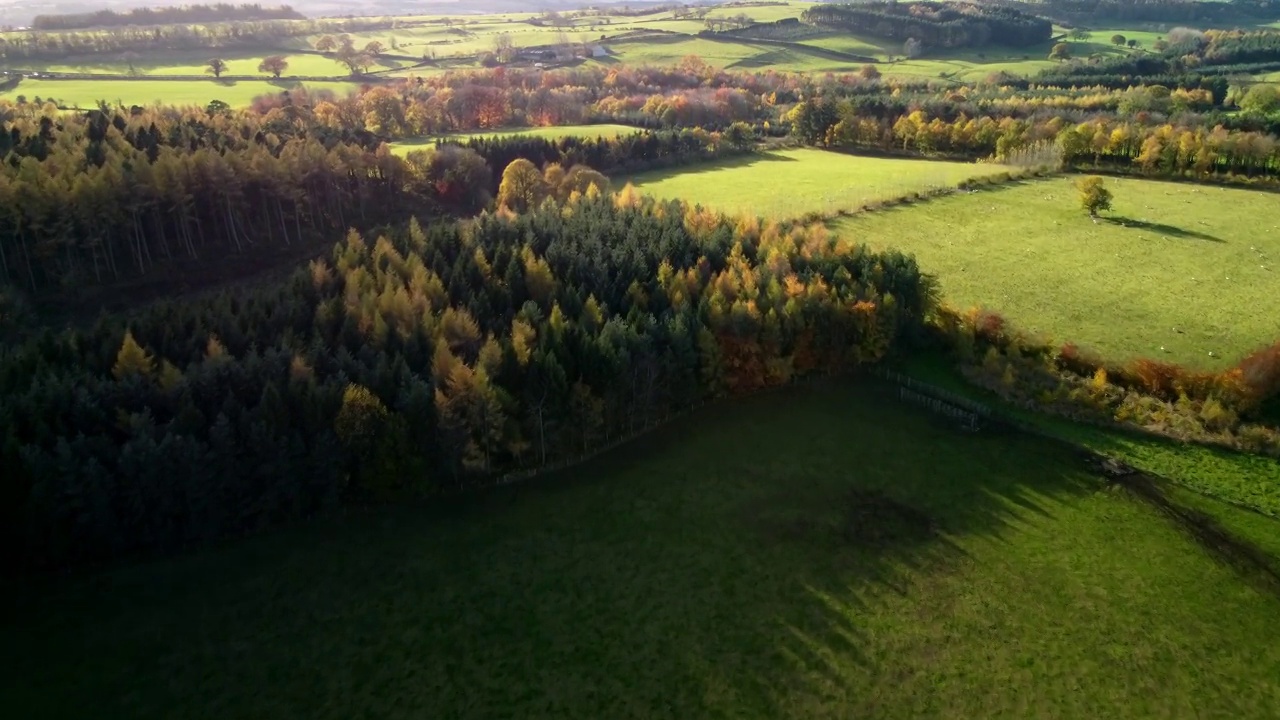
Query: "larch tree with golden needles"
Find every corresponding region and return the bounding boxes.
[112,330,154,380]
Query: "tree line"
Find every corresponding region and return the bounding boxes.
[455,127,751,194]
[0,192,931,572]
[802,1,1052,50]
[789,97,1280,178]
[0,15,400,62]
[31,3,304,31]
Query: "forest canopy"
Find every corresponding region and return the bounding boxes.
[801,1,1053,49]
[0,192,931,571]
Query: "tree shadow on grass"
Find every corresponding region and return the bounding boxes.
[624,151,801,185]
[3,381,1269,718]
[1103,215,1225,242]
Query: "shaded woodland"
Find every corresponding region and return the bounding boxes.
[0,194,930,571]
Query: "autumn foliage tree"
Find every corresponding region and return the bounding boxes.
[497,158,550,211]
[205,57,228,77]
[1076,176,1114,217]
[257,55,289,78]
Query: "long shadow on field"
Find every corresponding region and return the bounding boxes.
[1110,467,1280,600]
[1104,215,1225,242]
[628,151,800,182]
[0,382,1127,719]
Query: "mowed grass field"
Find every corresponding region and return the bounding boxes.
[623,149,1009,219]
[3,381,1279,719]
[0,78,362,108]
[390,123,642,154]
[831,177,1280,369]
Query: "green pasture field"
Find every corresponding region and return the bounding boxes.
[830,177,1280,369]
[799,32,896,58]
[705,1,817,23]
[1085,28,1168,50]
[0,78,362,108]
[875,33,1159,82]
[14,51,371,77]
[602,36,798,69]
[389,123,642,154]
[3,381,1278,719]
[623,149,1009,219]
[885,52,1054,81]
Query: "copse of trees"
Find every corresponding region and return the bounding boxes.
[496,159,610,210]
[31,3,304,31]
[802,1,1052,50]
[0,192,931,572]
[314,35,385,76]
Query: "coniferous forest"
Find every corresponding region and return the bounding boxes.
[0,193,929,570]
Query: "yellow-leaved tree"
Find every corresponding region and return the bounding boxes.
[112,330,154,380]
[496,158,549,212]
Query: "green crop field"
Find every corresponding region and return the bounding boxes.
[389,123,642,155]
[3,382,1278,719]
[0,78,362,108]
[623,149,1009,219]
[830,177,1280,369]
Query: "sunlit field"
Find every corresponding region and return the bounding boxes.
[624,148,1010,218]
[832,177,1280,369]
[389,123,642,154]
[0,78,362,108]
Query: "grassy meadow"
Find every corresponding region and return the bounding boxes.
[4,381,1279,719]
[15,51,355,77]
[389,123,641,155]
[829,177,1280,369]
[623,149,1009,218]
[0,77,362,108]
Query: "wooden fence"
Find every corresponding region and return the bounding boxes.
[875,367,992,431]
